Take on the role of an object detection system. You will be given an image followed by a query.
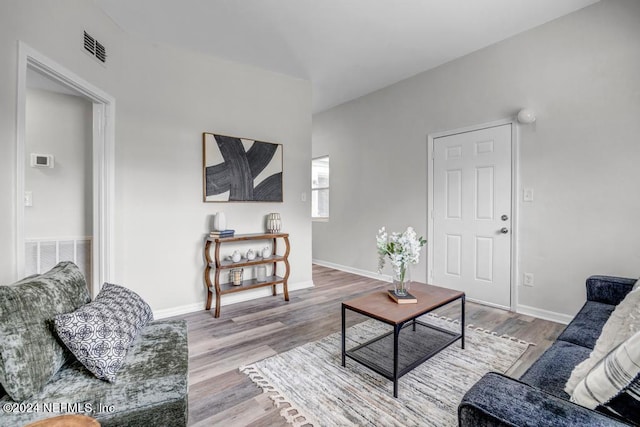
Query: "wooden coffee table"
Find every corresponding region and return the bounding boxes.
[341,283,465,397]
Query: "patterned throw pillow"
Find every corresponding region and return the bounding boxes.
[54,283,153,382]
[571,330,640,424]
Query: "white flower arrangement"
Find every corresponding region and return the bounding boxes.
[377,226,427,282]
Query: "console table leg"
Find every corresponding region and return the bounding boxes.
[205,290,212,311]
[214,294,221,318]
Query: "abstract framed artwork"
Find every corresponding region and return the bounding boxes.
[203,133,283,202]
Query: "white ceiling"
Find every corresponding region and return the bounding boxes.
[94,0,599,112]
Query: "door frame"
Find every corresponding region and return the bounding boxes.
[16,42,115,297]
[427,118,519,311]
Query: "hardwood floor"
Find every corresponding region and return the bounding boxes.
[178,264,566,426]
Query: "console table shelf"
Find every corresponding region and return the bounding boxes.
[204,232,290,318]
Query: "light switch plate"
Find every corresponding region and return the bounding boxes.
[523,188,534,202]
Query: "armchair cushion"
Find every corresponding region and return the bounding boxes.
[0,262,90,401]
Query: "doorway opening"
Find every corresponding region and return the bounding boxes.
[16,42,115,297]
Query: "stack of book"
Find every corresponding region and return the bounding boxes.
[210,229,235,238]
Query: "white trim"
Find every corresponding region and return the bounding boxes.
[427,117,518,311]
[153,280,315,319]
[313,259,392,282]
[313,259,573,325]
[16,42,115,297]
[517,304,573,325]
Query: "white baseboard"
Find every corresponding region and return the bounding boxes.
[516,304,573,325]
[312,258,391,282]
[313,259,574,325]
[153,280,315,319]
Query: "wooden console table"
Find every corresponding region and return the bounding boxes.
[204,232,290,318]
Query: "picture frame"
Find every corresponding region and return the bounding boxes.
[202,132,283,202]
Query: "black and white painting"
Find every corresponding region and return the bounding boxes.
[203,133,283,202]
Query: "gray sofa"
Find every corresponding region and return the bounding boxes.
[459,275,638,426]
[0,262,189,426]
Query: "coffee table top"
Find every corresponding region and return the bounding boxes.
[342,283,464,325]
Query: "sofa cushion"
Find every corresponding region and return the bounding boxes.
[565,287,640,395]
[571,330,640,425]
[0,262,90,401]
[459,372,628,427]
[0,320,188,427]
[556,301,616,349]
[519,340,591,398]
[54,283,153,382]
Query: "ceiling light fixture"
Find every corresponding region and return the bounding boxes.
[517,109,536,124]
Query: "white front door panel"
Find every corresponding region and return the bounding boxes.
[432,124,512,307]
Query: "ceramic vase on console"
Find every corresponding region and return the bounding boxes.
[266,213,282,234]
[213,212,227,231]
[261,247,271,259]
[393,264,411,296]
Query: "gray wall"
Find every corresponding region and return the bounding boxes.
[25,89,93,239]
[0,0,312,315]
[312,0,640,319]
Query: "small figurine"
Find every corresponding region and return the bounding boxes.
[231,250,242,263]
[246,249,256,260]
[261,247,271,259]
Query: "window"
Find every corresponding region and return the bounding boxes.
[312,156,329,220]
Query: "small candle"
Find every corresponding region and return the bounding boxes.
[231,268,243,285]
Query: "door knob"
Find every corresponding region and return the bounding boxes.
[500,227,509,234]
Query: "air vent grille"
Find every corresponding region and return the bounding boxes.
[83,30,107,64]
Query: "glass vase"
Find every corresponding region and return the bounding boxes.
[393,264,411,296]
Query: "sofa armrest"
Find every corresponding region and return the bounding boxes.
[586,275,636,305]
[458,373,628,427]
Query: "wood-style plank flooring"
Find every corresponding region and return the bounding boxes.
[178,264,566,426]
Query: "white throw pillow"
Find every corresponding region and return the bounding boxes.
[571,329,640,423]
[564,286,640,395]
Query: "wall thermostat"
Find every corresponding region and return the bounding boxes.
[30,154,55,168]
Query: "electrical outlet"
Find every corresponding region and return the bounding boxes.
[301,192,307,202]
[523,273,534,287]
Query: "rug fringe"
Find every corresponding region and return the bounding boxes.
[427,313,536,346]
[240,365,316,427]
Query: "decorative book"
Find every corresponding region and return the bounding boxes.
[210,229,235,237]
[387,290,417,304]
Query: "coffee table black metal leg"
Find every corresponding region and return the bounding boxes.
[461,294,466,349]
[341,304,346,367]
[393,323,401,398]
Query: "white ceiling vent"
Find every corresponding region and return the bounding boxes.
[84,31,107,64]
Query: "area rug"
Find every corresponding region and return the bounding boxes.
[240,315,533,427]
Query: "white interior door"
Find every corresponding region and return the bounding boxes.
[432,124,512,308]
